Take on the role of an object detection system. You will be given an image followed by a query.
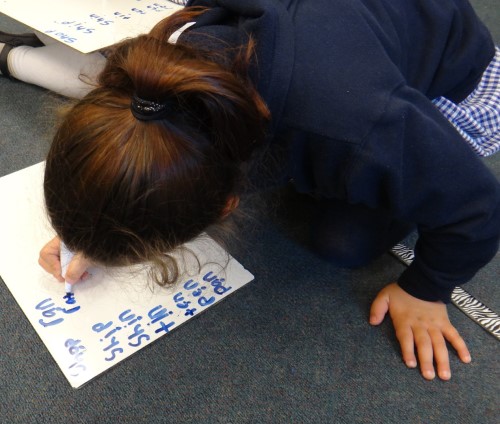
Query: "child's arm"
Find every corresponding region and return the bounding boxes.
[370,282,471,380]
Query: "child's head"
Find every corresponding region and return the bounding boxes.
[44,8,270,285]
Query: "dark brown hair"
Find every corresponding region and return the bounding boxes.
[44,7,270,285]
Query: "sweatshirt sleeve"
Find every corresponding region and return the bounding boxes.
[346,83,500,303]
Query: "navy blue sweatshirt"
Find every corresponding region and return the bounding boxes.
[185,0,500,303]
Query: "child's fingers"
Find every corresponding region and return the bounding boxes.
[395,325,417,368]
[443,325,471,364]
[39,237,64,282]
[414,328,435,380]
[65,254,92,284]
[38,255,64,282]
[429,328,451,380]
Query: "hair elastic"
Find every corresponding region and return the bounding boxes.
[130,95,170,121]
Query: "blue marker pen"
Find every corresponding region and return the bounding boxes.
[60,241,75,293]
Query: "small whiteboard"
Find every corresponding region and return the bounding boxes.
[0,163,254,388]
[0,0,184,53]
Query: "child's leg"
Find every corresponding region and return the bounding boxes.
[310,198,415,268]
[7,42,106,99]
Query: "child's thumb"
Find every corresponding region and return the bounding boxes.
[369,291,390,325]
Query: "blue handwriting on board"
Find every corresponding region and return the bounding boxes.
[43,29,77,44]
[203,271,233,295]
[91,305,175,362]
[51,20,95,34]
[35,297,81,327]
[44,1,178,45]
[63,292,76,305]
[173,271,233,316]
[113,11,132,20]
[128,1,175,16]
[145,3,176,12]
[89,271,233,362]
[65,338,87,377]
[89,14,114,26]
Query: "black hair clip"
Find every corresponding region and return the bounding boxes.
[130,95,170,121]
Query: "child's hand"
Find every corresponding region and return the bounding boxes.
[369,283,471,380]
[38,236,92,285]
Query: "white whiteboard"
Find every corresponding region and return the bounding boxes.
[0,0,184,53]
[0,162,254,388]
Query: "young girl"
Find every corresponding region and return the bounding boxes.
[3,0,498,382]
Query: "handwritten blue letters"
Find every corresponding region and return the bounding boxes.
[35,297,81,327]
[37,270,233,363]
[65,338,87,377]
